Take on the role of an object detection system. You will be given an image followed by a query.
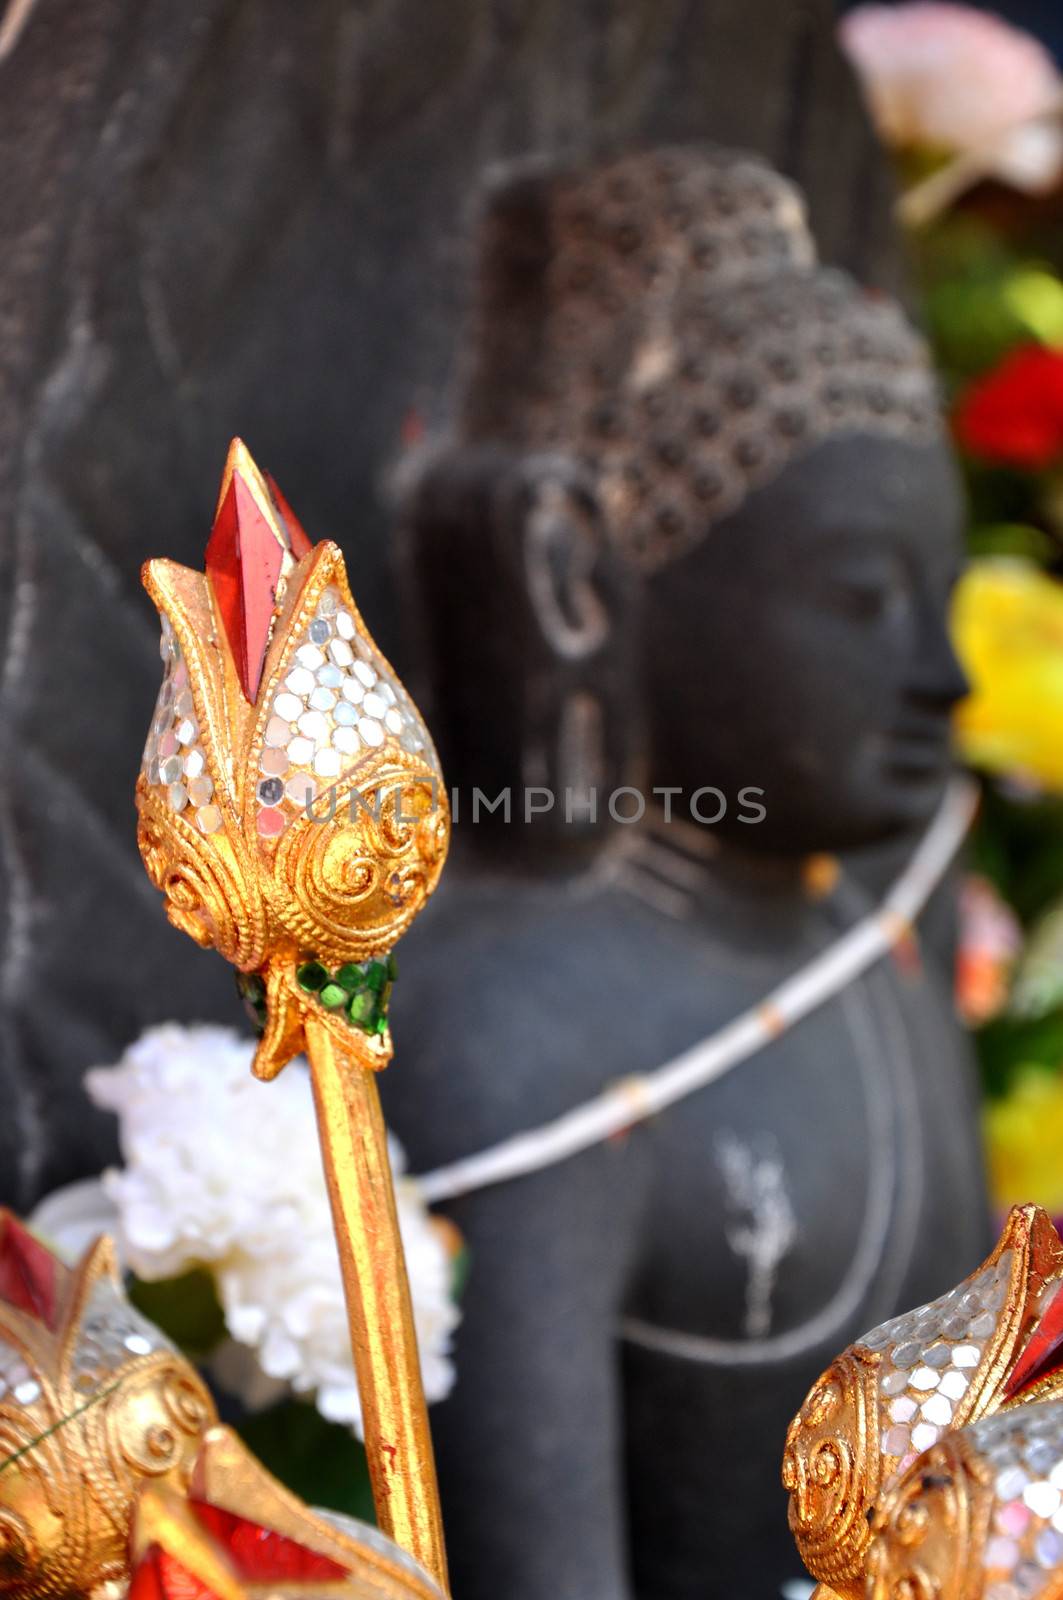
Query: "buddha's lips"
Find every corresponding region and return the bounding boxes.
[891,710,951,746]
[886,742,949,777]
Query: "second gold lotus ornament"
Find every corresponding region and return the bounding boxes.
[135,440,451,1592]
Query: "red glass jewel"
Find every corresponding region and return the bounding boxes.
[0,1213,59,1328]
[128,1547,215,1600]
[205,471,285,704]
[127,1547,168,1600]
[1006,1278,1063,1398]
[190,1500,347,1583]
[265,472,312,559]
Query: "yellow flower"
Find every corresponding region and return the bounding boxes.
[984,1068,1063,1215]
[952,557,1063,792]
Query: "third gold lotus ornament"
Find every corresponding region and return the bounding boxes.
[784,1203,1063,1600]
[135,440,450,1592]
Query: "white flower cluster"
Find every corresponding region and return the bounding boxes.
[43,1023,459,1435]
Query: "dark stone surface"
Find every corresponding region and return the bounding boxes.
[384,856,991,1599]
[0,0,903,1209]
[0,8,972,1598]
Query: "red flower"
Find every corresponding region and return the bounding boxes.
[954,344,1063,470]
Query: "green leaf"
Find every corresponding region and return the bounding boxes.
[969,787,1063,925]
[962,464,1045,533]
[1011,896,1063,1020]
[450,1242,471,1302]
[128,1269,226,1358]
[967,523,1059,563]
[976,1010,1063,1099]
[1002,268,1063,348]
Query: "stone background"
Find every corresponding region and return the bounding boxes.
[0,0,902,1205]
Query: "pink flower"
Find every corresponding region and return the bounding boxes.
[955,873,1022,1026]
[840,4,1062,191]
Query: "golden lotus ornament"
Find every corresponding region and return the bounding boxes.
[867,1388,1063,1600]
[0,1210,215,1598]
[784,1204,1063,1600]
[135,441,450,1591]
[137,439,448,1084]
[0,1210,444,1600]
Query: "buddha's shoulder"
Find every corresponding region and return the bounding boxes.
[389,865,775,1097]
[382,872,681,1168]
[400,865,708,996]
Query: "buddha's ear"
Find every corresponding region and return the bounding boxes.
[505,456,645,849]
[498,451,623,662]
[397,441,636,665]
[396,441,644,863]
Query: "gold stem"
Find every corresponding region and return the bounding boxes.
[304,1015,449,1595]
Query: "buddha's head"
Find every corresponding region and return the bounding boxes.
[407,146,966,860]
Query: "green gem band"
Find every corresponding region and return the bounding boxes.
[240,957,395,1041]
[297,961,329,993]
[299,953,395,1038]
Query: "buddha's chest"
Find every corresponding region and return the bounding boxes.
[613,936,990,1600]
[621,952,989,1359]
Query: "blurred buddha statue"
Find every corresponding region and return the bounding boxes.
[382,147,991,1600]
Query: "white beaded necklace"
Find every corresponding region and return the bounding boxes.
[412,777,978,1206]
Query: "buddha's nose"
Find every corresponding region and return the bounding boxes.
[911,601,970,711]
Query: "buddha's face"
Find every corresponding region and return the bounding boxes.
[641,435,967,852]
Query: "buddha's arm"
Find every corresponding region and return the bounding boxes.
[426,1152,640,1600]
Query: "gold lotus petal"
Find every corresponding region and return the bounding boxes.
[785,1206,1063,1598]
